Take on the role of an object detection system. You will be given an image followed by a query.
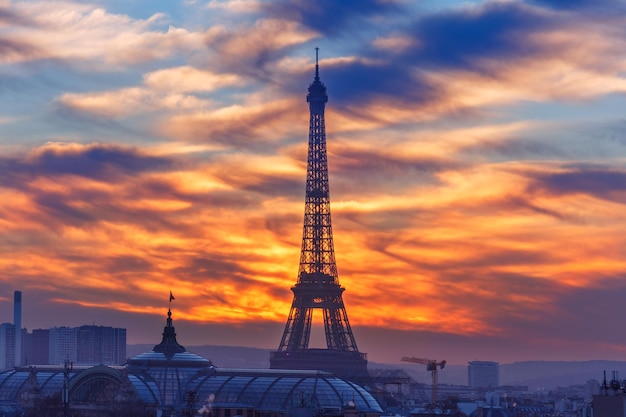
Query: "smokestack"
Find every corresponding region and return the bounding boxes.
[14,291,21,367]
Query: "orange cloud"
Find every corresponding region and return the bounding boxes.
[144,66,244,93]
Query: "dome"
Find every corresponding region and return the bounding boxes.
[126,309,214,409]
[126,309,212,369]
[187,368,383,414]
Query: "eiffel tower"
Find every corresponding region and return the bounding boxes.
[270,50,368,382]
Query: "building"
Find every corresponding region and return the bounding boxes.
[0,323,15,370]
[76,325,126,365]
[0,292,24,369]
[3,291,126,367]
[593,371,626,417]
[13,291,21,367]
[20,328,30,367]
[23,325,126,366]
[30,328,49,365]
[48,326,77,365]
[468,361,499,389]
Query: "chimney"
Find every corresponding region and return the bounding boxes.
[14,291,21,367]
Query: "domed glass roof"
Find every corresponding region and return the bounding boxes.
[0,368,68,401]
[127,309,212,368]
[125,308,213,407]
[128,351,211,366]
[187,369,383,413]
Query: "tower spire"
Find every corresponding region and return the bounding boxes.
[315,47,320,80]
[153,305,185,358]
[270,50,368,383]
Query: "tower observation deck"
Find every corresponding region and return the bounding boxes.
[270,50,368,383]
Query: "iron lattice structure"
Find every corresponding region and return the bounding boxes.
[270,50,368,382]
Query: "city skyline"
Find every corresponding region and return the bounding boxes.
[2,0,626,365]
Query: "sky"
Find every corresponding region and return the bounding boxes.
[1,0,626,366]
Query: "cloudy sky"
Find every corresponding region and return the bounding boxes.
[1,0,626,365]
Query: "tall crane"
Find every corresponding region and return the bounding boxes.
[401,356,446,404]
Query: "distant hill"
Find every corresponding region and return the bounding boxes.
[500,360,626,389]
[127,344,626,390]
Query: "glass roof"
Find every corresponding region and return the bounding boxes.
[127,373,160,404]
[127,351,212,367]
[186,371,382,413]
[0,366,382,413]
[0,369,73,402]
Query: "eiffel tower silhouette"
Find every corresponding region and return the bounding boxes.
[270,49,368,381]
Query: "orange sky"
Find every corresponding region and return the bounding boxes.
[2,0,626,364]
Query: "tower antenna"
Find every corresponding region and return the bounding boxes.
[315,47,319,80]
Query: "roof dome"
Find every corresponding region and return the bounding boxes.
[126,309,212,368]
[126,308,214,408]
[187,368,383,414]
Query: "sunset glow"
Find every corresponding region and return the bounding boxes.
[1,0,626,364]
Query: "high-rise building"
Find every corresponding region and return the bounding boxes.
[77,325,99,364]
[113,327,127,364]
[0,323,15,370]
[77,325,126,365]
[270,50,368,382]
[48,326,77,365]
[13,291,21,366]
[29,325,126,366]
[31,328,50,365]
[468,360,499,389]
[20,328,31,366]
[12,290,126,366]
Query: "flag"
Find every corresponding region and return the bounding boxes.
[169,291,175,302]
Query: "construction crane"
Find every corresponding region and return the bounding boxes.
[401,356,446,404]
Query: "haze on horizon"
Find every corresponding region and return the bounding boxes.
[2,0,626,366]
